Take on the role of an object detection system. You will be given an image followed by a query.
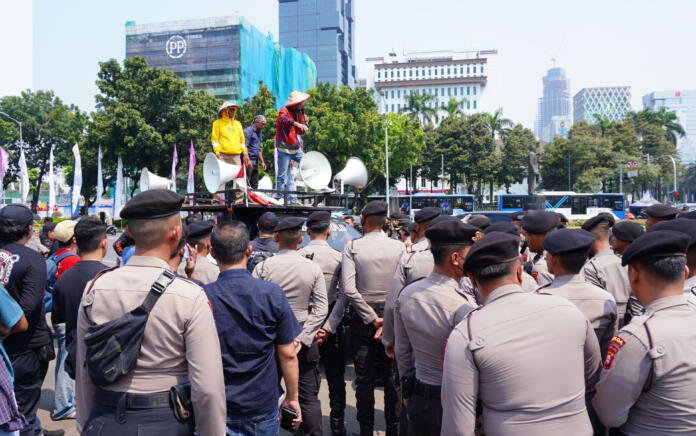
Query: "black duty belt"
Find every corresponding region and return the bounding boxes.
[96,388,171,410]
[414,379,441,398]
[367,301,385,311]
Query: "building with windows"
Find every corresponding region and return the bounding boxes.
[573,86,631,124]
[125,16,316,108]
[534,67,571,142]
[279,0,356,87]
[371,50,495,126]
[643,90,696,163]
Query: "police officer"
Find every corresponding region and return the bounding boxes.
[521,210,559,286]
[298,211,347,436]
[644,203,678,229]
[75,190,226,436]
[341,200,404,436]
[593,230,696,433]
[647,218,696,297]
[465,213,491,231]
[441,232,602,435]
[177,220,219,284]
[394,220,478,436]
[483,222,539,292]
[611,220,644,255]
[253,217,327,436]
[383,207,442,357]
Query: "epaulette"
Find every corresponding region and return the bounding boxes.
[535,283,552,293]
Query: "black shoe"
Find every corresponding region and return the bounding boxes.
[42,430,65,436]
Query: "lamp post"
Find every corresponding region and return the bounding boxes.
[385,114,391,215]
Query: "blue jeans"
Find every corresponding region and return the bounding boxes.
[275,149,304,203]
[226,407,279,436]
[52,323,75,419]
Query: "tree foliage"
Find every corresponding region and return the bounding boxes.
[399,90,437,126]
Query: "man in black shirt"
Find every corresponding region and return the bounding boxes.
[0,204,62,436]
[52,217,108,380]
[249,211,280,253]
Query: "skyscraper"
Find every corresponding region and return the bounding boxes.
[643,90,696,163]
[573,86,631,124]
[279,0,356,87]
[534,67,571,142]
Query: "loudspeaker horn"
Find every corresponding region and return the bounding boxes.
[334,157,368,192]
[203,153,241,193]
[258,175,273,190]
[139,168,172,192]
[299,151,333,191]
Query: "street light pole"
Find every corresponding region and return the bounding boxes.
[385,116,390,215]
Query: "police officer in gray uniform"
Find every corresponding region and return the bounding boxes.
[593,230,696,434]
[648,218,696,297]
[253,217,328,436]
[394,220,478,436]
[441,232,602,436]
[644,203,678,229]
[611,221,644,256]
[521,210,559,286]
[383,207,442,357]
[341,200,404,436]
[298,211,347,436]
[483,222,539,292]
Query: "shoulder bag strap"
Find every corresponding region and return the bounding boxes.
[139,269,177,313]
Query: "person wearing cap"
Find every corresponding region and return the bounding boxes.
[178,221,219,285]
[341,200,404,436]
[582,213,634,327]
[275,91,310,203]
[611,221,644,255]
[0,204,62,436]
[298,212,347,436]
[441,232,602,435]
[593,230,696,433]
[521,210,559,286]
[243,114,268,189]
[40,220,58,257]
[51,220,80,279]
[382,207,442,356]
[393,220,478,436]
[466,214,491,231]
[648,218,696,298]
[644,203,678,229]
[481,222,539,293]
[75,190,225,435]
[253,216,327,436]
[250,211,280,254]
[211,101,250,201]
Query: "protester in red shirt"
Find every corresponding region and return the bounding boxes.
[52,220,80,278]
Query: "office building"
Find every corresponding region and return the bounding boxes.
[125,16,316,108]
[534,67,571,142]
[279,0,356,87]
[573,86,631,124]
[643,90,696,163]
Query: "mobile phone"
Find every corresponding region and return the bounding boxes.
[280,406,298,432]
[182,246,190,262]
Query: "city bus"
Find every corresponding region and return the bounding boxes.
[368,193,476,216]
[498,192,626,220]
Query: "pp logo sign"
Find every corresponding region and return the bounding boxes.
[166,35,187,59]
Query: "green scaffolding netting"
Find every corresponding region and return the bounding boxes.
[239,17,317,109]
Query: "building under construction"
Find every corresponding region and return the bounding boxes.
[125,16,317,107]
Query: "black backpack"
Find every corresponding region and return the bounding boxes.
[247,251,274,273]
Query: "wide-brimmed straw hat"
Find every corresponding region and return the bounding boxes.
[285,90,311,107]
[218,101,240,114]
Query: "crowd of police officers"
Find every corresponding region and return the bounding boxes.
[32,188,696,436]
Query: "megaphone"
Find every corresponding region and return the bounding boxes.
[258,175,273,190]
[299,151,333,191]
[334,157,368,193]
[139,168,172,192]
[203,153,241,193]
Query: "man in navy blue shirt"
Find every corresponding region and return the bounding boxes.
[205,220,302,435]
[243,115,267,189]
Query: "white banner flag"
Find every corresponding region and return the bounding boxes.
[96,145,104,203]
[71,144,82,217]
[18,149,29,205]
[171,143,178,192]
[48,146,55,215]
[113,157,124,220]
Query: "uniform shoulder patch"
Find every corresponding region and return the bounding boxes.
[603,335,627,369]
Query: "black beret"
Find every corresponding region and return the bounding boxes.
[556,212,569,224]
[467,214,491,230]
[120,189,184,220]
[430,215,460,226]
[43,222,57,232]
[414,207,442,223]
[274,217,305,232]
[483,221,520,236]
[464,232,521,272]
[361,201,388,217]
[645,203,678,219]
[406,222,417,233]
[425,220,482,245]
[0,204,36,227]
[543,228,595,254]
[680,210,696,220]
[621,230,689,266]
[509,211,526,221]
[306,211,331,226]
[258,212,279,231]
[522,210,559,234]
[612,221,644,242]
[581,213,616,231]
[648,218,696,249]
[389,212,402,220]
[187,220,213,239]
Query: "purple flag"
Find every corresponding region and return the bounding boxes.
[0,147,9,202]
[171,143,178,192]
[187,140,196,204]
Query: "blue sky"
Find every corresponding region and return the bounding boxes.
[2,0,696,129]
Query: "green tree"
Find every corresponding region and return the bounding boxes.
[498,124,538,192]
[444,97,466,119]
[399,90,437,126]
[237,82,278,179]
[483,108,513,139]
[592,114,614,137]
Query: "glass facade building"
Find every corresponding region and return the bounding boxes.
[534,67,571,142]
[573,86,632,124]
[279,0,356,87]
[644,90,696,163]
[125,16,316,108]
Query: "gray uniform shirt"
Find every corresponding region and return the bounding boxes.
[394,272,476,385]
[441,284,602,436]
[531,251,554,287]
[593,294,696,434]
[682,274,696,296]
[538,274,618,357]
[253,250,328,347]
[341,231,403,324]
[177,255,220,285]
[383,238,434,347]
[583,250,632,321]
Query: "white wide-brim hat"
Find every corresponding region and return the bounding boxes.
[218,101,240,114]
[285,90,311,107]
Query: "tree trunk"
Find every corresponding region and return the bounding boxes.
[489,181,494,206]
[30,165,47,212]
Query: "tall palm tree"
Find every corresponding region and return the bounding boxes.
[400,91,437,125]
[444,97,467,119]
[653,107,686,145]
[592,114,613,137]
[484,108,513,139]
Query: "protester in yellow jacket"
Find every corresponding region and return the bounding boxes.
[211,101,247,165]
